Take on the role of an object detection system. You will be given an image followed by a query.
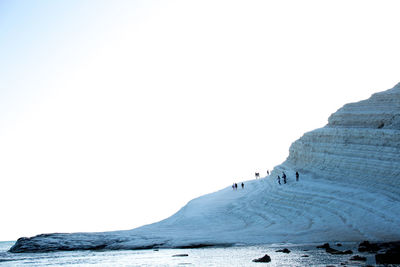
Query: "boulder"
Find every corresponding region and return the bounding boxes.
[325,247,352,255]
[349,255,366,261]
[358,241,379,253]
[275,248,290,253]
[316,243,330,249]
[375,249,400,264]
[252,254,271,263]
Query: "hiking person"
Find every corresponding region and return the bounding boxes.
[235,183,238,190]
[232,183,235,190]
[282,172,287,184]
[255,172,260,179]
[267,170,269,175]
[241,182,244,189]
[277,176,281,185]
[296,171,299,181]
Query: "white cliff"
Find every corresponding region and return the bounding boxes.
[10,83,400,252]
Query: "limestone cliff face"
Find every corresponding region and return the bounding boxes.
[282,83,400,194]
[328,84,400,130]
[9,83,400,253]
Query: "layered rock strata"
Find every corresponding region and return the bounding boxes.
[281,84,400,194]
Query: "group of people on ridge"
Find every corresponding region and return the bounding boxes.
[277,171,299,185]
[232,170,300,191]
[232,182,244,190]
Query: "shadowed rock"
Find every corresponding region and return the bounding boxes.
[252,254,271,263]
[316,243,330,249]
[317,243,352,255]
[358,240,379,253]
[275,248,290,253]
[349,255,366,261]
[326,247,353,255]
[375,243,400,264]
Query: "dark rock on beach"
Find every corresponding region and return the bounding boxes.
[349,255,366,261]
[252,254,271,263]
[336,243,342,247]
[326,247,353,255]
[301,255,309,257]
[355,240,400,264]
[376,252,400,264]
[172,254,188,257]
[317,243,352,255]
[275,248,290,253]
[316,243,330,249]
[358,240,379,253]
[316,242,353,255]
[375,245,400,264]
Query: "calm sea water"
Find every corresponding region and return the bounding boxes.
[0,241,378,266]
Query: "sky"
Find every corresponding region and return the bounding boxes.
[1,0,400,241]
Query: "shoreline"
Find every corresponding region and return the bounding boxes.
[3,240,400,265]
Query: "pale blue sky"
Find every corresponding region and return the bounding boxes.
[1,0,400,241]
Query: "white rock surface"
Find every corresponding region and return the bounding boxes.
[10,83,400,252]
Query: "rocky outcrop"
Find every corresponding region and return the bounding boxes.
[375,249,400,264]
[283,84,400,193]
[358,240,379,253]
[276,248,290,253]
[252,254,271,263]
[349,255,367,261]
[316,243,352,255]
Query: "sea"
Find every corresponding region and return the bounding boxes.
[0,241,379,266]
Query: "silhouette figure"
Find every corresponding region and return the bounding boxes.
[255,172,260,179]
[296,171,299,181]
[277,176,281,185]
[241,182,244,189]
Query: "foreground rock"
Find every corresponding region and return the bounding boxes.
[358,240,379,253]
[375,241,400,264]
[316,243,352,255]
[349,255,366,261]
[316,243,330,249]
[275,248,290,253]
[252,254,271,263]
[376,251,400,264]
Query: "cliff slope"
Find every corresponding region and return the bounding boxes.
[10,83,400,252]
